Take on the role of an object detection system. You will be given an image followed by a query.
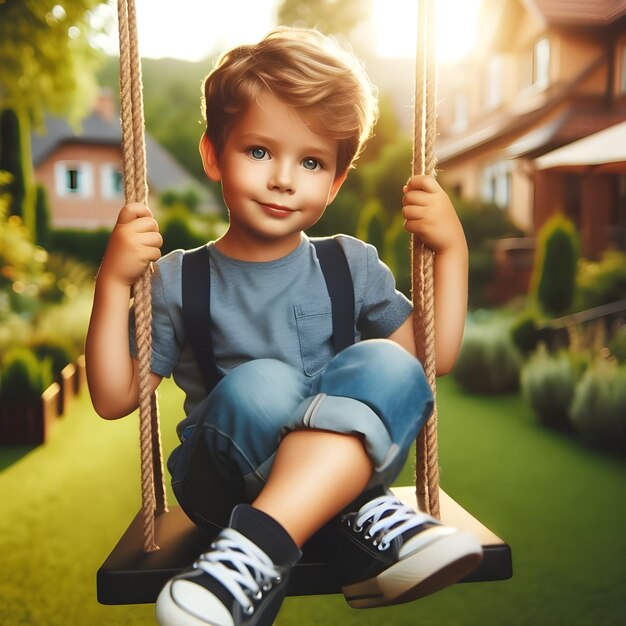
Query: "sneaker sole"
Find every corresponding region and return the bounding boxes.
[342,531,483,609]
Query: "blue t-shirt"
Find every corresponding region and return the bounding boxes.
[131,234,412,416]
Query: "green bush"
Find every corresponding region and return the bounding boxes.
[0,347,53,402]
[570,360,626,454]
[576,252,626,310]
[383,214,411,298]
[531,214,579,315]
[34,183,51,248]
[451,196,522,309]
[160,210,207,255]
[510,309,542,356]
[521,348,580,429]
[49,228,110,268]
[608,327,626,364]
[356,198,387,254]
[31,340,73,380]
[452,322,522,394]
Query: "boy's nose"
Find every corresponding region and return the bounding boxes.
[268,163,295,194]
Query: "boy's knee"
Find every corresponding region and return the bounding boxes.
[211,359,308,428]
[338,339,427,387]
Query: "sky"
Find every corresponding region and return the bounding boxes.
[95,0,483,63]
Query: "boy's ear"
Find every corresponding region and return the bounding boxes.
[328,168,349,204]
[199,133,221,181]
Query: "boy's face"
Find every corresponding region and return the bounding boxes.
[202,93,346,254]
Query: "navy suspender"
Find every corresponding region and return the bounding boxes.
[181,245,221,395]
[310,238,355,353]
[181,238,356,395]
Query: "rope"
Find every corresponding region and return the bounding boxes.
[115,0,440,547]
[117,0,168,553]
[412,0,440,518]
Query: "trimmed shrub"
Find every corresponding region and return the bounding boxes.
[0,347,53,402]
[521,348,580,429]
[510,310,542,356]
[576,251,626,310]
[49,228,110,268]
[31,340,73,380]
[34,183,52,248]
[570,360,626,454]
[608,327,626,364]
[452,322,522,394]
[532,214,579,315]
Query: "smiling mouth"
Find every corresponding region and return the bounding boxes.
[258,202,295,217]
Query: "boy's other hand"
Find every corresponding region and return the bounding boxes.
[402,175,466,255]
[100,203,163,286]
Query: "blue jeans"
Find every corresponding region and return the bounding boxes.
[168,339,433,529]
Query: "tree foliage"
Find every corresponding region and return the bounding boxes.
[0,1,107,125]
[277,0,369,38]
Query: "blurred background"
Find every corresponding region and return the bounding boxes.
[1,1,625,624]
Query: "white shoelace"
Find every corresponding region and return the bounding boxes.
[194,529,281,615]
[351,495,435,551]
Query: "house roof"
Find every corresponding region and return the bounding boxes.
[505,107,626,158]
[524,0,626,26]
[535,119,626,169]
[31,110,214,204]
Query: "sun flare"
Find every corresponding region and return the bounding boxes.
[372,0,483,62]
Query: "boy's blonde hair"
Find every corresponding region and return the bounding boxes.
[202,28,378,174]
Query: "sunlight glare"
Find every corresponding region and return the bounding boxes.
[372,0,482,62]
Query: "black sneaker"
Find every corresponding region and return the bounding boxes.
[156,504,301,626]
[333,490,483,608]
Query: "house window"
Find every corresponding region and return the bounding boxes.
[54,162,93,198]
[484,56,503,110]
[532,37,550,88]
[66,169,80,192]
[452,92,469,132]
[101,163,124,199]
[481,161,511,209]
[620,45,626,93]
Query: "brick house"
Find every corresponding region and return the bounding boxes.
[31,90,217,229]
[436,0,626,268]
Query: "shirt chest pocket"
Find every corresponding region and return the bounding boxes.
[294,301,333,377]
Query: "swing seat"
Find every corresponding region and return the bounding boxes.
[97,487,512,605]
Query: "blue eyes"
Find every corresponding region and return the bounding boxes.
[302,158,320,171]
[247,148,322,171]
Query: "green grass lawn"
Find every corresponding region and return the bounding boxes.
[1,376,624,625]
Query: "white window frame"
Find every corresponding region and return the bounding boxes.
[452,92,469,132]
[100,163,124,199]
[484,56,504,110]
[532,37,550,89]
[54,161,94,198]
[480,161,511,209]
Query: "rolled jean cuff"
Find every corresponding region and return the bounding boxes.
[288,393,399,474]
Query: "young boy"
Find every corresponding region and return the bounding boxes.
[86,28,481,626]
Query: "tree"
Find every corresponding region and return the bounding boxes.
[0,109,35,230]
[277,0,369,39]
[0,1,107,125]
[532,214,580,315]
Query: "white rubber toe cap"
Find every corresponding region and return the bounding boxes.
[156,577,234,626]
